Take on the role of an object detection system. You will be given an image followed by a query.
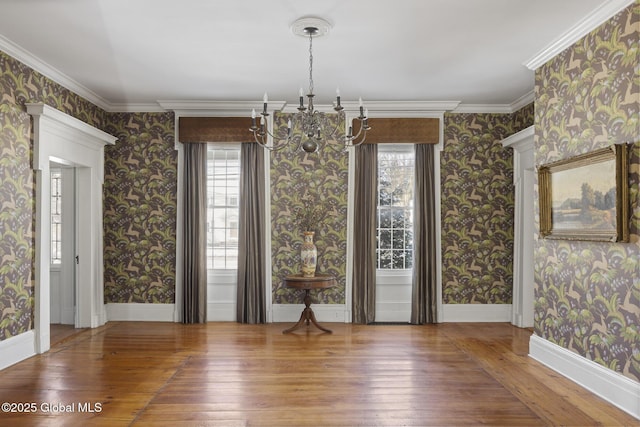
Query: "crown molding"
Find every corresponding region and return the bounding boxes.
[108,103,167,113]
[501,125,535,149]
[0,34,112,111]
[452,104,513,114]
[452,90,534,114]
[524,0,635,70]
[510,90,535,112]
[158,100,288,117]
[351,101,460,117]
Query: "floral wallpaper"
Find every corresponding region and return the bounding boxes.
[0,103,33,339]
[441,113,520,304]
[103,113,177,304]
[270,112,348,304]
[0,51,107,341]
[534,2,639,381]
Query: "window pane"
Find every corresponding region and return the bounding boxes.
[376,148,414,270]
[378,229,391,249]
[392,230,405,249]
[50,169,62,264]
[206,146,241,270]
[379,209,391,228]
[378,250,392,269]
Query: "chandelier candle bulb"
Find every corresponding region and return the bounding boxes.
[251,109,257,128]
[263,93,268,114]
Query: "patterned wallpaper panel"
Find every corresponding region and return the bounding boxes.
[270,112,348,305]
[103,113,177,304]
[441,113,517,304]
[0,103,33,339]
[534,2,639,381]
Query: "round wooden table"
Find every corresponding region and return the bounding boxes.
[282,274,336,334]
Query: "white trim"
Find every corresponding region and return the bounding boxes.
[452,92,535,114]
[105,303,175,322]
[525,0,635,70]
[173,141,184,322]
[0,331,36,371]
[159,100,288,118]
[375,301,411,322]
[452,104,514,114]
[502,126,535,328]
[501,125,535,150]
[109,103,166,113]
[27,103,114,355]
[530,335,640,420]
[271,304,348,323]
[441,304,512,322]
[207,303,236,322]
[263,149,274,323]
[434,118,445,323]
[510,91,535,112]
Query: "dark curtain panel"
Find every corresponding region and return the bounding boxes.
[411,143,438,324]
[182,143,208,323]
[236,143,267,323]
[352,144,378,324]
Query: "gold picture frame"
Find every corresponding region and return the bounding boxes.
[539,144,629,242]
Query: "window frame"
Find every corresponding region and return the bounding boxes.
[206,144,241,272]
[376,144,415,275]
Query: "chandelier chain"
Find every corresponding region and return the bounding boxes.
[308,32,314,95]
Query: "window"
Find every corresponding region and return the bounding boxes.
[51,169,62,264]
[207,146,240,270]
[377,147,414,269]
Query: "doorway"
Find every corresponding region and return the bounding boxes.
[501,126,534,328]
[28,103,115,354]
[49,166,76,327]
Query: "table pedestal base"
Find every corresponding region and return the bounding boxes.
[282,289,332,334]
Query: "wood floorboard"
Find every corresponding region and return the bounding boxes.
[0,322,635,426]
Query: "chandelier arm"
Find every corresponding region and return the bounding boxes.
[346,118,370,146]
[251,122,295,152]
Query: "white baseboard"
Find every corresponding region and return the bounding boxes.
[207,302,236,322]
[105,303,175,322]
[441,304,512,322]
[530,334,640,420]
[271,304,348,323]
[0,330,36,370]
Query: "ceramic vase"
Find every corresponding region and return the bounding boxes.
[300,231,317,277]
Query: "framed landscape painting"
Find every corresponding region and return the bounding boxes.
[539,144,629,242]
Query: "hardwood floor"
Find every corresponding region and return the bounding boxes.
[0,322,635,426]
[49,324,86,347]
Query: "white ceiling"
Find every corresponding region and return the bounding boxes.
[0,0,631,112]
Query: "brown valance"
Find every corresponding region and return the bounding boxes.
[179,117,252,143]
[179,116,439,144]
[361,118,439,144]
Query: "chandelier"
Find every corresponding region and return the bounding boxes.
[250,17,370,153]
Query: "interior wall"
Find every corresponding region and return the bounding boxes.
[441,107,534,304]
[269,112,348,305]
[0,51,107,341]
[534,1,639,382]
[102,112,177,304]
